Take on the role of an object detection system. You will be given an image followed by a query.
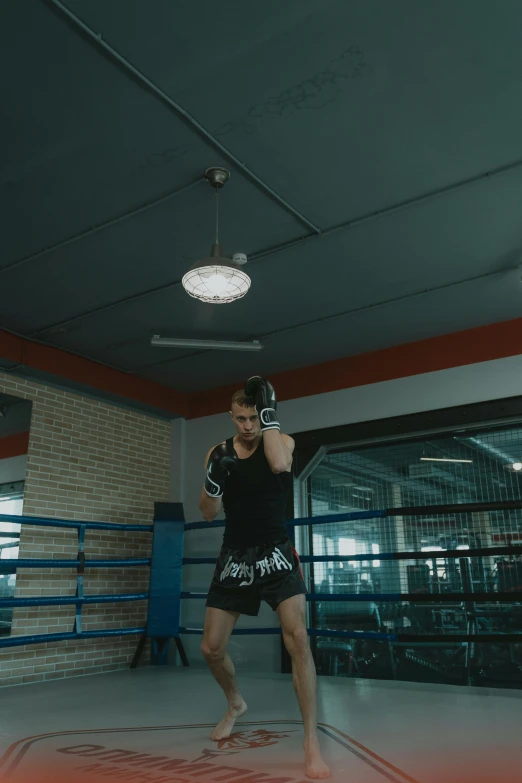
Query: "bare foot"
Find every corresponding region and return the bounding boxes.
[210,698,248,741]
[305,739,331,779]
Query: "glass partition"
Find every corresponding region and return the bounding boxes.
[302,423,522,687]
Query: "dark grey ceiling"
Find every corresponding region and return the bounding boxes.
[2,0,522,396]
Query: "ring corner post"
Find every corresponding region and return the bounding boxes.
[132,501,189,669]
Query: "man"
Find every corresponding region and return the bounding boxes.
[198,376,331,780]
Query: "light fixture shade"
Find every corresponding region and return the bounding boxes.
[182,243,251,304]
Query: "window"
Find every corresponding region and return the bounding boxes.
[300,418,522,687]
[0,494,23,637]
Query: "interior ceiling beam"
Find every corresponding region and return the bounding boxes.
[6,260,509,407]
[25,152,522,342]
[128,264,509,374]
[47,0,321,236]
[9,1,522,343]
[0,179,203,278]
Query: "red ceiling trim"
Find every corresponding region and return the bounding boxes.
[2,318,522,421]
[0,330,190,417]
[187,317,522,419]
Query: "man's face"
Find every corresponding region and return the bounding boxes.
[230,403,260,441]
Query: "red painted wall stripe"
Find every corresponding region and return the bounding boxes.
[0,330,190,417]
[0,431,30,459]
[2,317,522,421]
[187,317,522,419]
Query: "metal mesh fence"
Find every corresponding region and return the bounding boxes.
[305,422,522,687]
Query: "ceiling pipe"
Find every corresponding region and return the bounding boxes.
[454,436,520,469]
[48,0,320,236]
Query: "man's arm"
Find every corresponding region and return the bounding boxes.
[244,376,294,474]
[199,487,222,522]
[198,445,223,522]
[263,431,295,473]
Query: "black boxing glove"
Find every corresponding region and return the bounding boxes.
[204,443,238,497]
[244,376,280,432]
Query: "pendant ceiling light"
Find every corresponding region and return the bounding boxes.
[182,168,251,304]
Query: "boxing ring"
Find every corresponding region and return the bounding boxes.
[1,500,522,782]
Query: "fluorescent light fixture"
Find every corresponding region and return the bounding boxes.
[151,336,263,352]
[420,457,473,464]
[513,462,522,471]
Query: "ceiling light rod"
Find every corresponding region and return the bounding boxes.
[420,457,473,463]
[181,168,251,304]
[151,336,263,351]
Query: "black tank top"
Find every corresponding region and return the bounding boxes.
[222,436,292,548]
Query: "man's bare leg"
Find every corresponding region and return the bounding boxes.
[201,607,247,740]
[277,595,331,780]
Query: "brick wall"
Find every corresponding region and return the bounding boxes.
[0,373,172,686]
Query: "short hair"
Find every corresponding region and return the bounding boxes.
[231,389,255,409]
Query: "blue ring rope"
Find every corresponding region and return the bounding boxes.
[179,591,522,604]
[182,543,520,566]
[0,558,151,568]
[0,628,145,649]
[0,512,152,531]
[184,500,522,531]
[178,627,522,643]
[2,501,521,652]
[4,499,522,534]
[0,592,148,608]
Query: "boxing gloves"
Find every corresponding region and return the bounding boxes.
[244,376,280,432]
[204,443,238,497]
